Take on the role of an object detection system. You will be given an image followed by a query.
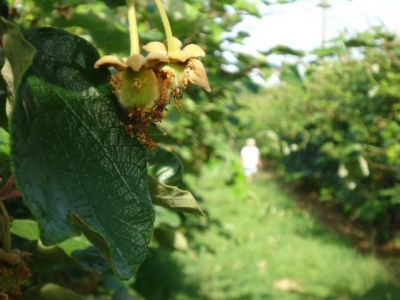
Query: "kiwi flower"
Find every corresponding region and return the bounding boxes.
[143,37,211,94]
[95,54,160,113]
[93,0,210,148]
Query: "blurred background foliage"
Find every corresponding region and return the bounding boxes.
[238,27,400,241]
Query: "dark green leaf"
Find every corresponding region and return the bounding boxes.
[149,176,203,215]
[263,45,305,57]
[51,12,129,54]
[34,0,55,12]
[71,246,110,274]
[0,0,8,19]
[11,28,154,279]
[147,125,167,141]
[104,0,126,8]
[0,71,8,128]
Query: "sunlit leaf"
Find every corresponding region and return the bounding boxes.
[22,283,86,300]
[149,176,203,215]
[0,17,36,90]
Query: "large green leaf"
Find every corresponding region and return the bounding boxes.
[10,28,154,279]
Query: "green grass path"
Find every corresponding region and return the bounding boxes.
[137,174,400,300]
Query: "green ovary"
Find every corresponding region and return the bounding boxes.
[115,69,160,111]
[167,63,186,88]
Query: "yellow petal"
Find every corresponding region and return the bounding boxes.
[182,44,205,58]
[125,54,147,72]
[171,37,182,50]
[188,59,211,92]
[168,51,189,62]
[94,55,127,70]
[146,52,169,63]
[143,41,167,54]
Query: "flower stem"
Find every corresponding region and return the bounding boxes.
[127,0,140,55]
[154,0,177,52]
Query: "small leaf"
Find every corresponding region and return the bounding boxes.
[0,17,36,90]
[263,45,305,57]
[0,126,9,156]
[22,283,86,300]
[149,176,203,215]
[148,147,184,187]
[11,219,39,241]
[57,235,91,256]
[11,28,154,279]
[11,219,92,257]
[12,220,106,274]
[0,17,36,127]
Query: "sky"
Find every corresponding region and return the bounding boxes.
[233,0,400,55]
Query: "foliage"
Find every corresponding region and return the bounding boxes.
[239,28,400,240]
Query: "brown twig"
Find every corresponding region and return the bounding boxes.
[0,191,21,202]
[0,201,11,252]
[0,177,19,252]
[369,161,400,173]
[0,176,15,196]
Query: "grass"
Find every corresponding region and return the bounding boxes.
[136,167,400,300]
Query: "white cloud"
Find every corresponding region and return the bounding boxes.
[234,0,400,54]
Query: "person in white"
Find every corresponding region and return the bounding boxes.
[240,138,261,180]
